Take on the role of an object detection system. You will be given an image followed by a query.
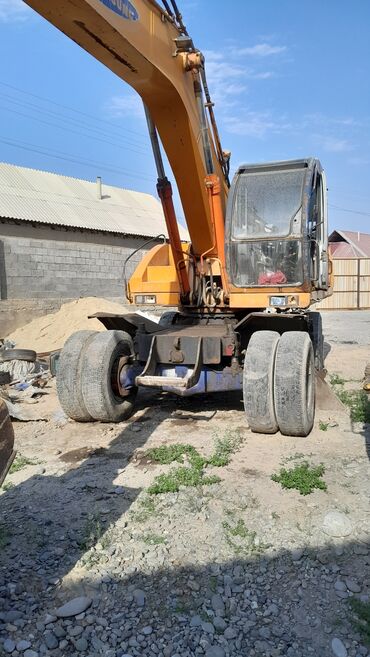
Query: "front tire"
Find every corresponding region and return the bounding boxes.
[80,330,137,422]
[274,331,315,437]
[243,330,280,434]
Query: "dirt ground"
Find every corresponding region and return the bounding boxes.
[1,311,369,657]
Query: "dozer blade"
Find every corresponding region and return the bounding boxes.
[315,374,346,412]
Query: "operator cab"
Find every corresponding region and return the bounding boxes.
[225,158,329,291]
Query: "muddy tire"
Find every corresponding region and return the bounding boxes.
[243,330,280,434]
[274,331,315,437]
[81,330,137,422]
[0,349,36,363]
[56,330,98,422]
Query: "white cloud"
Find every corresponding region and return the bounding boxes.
[225,112,289,138]
[0,0,32,22]
[233,43,287,57]
[105,92,145,120]
[321,137,353,153]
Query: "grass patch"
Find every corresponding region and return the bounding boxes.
[209,575,218,592]
[131,496,159,523]
[336,389,370,423]
[148,466,220,495]
[349,599,370,646]
[146,431,243,495]
[319,420,329,431]
[141,533,166,545]
[271,462,327,495]
[222,518,267,556]
[9,454,40,473]
[330,373,346,386]
[79,513,110,550]
[2,481,14,492]
[208,430,244,467]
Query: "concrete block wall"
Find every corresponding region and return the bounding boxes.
[0,220,157,301]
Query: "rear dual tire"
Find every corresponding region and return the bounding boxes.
[57,330,137,423]
[243,330,315,437]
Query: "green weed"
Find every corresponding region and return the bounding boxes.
[349,599,370,646]
[9,454,40,473]
[319,420,329,431]
[330,373,346,386]
[209,575,218,592]
[146,431,242,495]
[336,389,370,423]
[271,462,327,495]
[79,514,105,550]
[208,430,244,467]
[131,496,158,522]
[141,533,166,545]
[222,518,267,556]
[148,466,220,495]
[2,481,14,491]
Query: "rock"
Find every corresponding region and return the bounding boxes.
[205,647,226,657]
[202,621,215,634]
[334,580,347,592]
[16,640,31,652]
[213,616,227,632]
[54,596,92,618]
[24,651,39,657]
[68,625,83,637]
[211,594,225,616]
[331,637,347,657]
[53,626,66,638]
[291,548,304,561]
[259,626,271,639]
[44,614,57,624]
[322,512,353,538]
[3,639,16,654]
[44,632,58,649]
[190,615,201,627]
[142,626,152,635]
[5,611,24,622]
[75,637,88,652]
[133,589,145,606]
[224,627,238,640]
[345,578,361,593]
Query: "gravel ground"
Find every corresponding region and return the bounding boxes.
[1,311,369,657]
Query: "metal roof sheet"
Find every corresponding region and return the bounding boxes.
[329,230,370,258]
[0,162,190,241]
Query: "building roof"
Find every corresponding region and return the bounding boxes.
[0,162,189,241]
[329,230,370,258]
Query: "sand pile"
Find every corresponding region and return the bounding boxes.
[7,297,129,353]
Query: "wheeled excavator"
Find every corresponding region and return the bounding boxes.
[23,0,333,436]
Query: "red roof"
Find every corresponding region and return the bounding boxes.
[328,230,370,258]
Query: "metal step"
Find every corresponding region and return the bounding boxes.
[135,335,203,390]
[136,374,189,388]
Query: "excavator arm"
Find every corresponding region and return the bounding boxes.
[23,0,228,260]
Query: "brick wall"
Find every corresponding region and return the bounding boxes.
[0,220,159,301]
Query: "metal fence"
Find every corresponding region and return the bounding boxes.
[316,257,370,309]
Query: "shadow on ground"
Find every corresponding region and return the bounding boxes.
[1,389,369,657]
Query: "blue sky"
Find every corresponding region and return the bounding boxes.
[0,0,369,233]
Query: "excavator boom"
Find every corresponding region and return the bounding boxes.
[23,0,228,258]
